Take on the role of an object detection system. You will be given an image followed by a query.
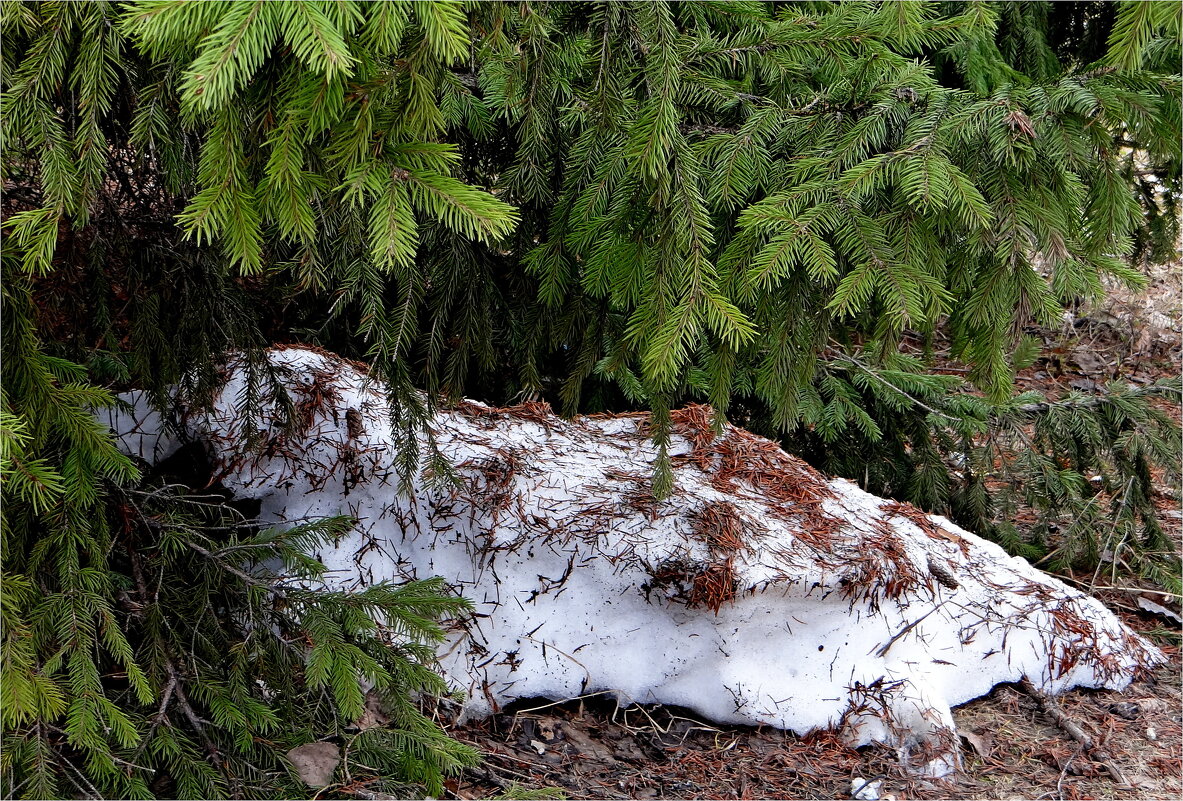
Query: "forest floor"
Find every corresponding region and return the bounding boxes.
[445,268,1182,801]
[445,631,1179,801]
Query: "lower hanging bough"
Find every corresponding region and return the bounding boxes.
[105,346,1163,778]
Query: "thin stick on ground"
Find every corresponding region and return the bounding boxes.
[1018,676,1131,787]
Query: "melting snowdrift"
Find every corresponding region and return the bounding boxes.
[105,346,1163,777]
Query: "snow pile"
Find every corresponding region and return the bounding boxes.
[105,346,1163,777]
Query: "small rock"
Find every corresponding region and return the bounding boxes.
[1145,727,1158,741]
[286,741,340,788]
[851,777,882,800]
[529,738,547,755]
[1108,701,1140,720]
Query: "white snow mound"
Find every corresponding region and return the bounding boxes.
[105,346,1163,777]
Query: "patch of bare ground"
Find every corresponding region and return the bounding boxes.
[952,631,1180,801]
[1085,259,1181,363]
[1019,254,1180,395]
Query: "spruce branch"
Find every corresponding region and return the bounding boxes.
[828,348,961,424]
[1014,381,1181,415]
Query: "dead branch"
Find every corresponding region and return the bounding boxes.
[1018,677,1130,787]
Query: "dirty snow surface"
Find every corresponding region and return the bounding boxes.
[106,347,1163,776]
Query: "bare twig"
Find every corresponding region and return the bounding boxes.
[874,604,943,658]
[1018,677,1093,749]
[185,540,289,600]
[1018,677,1131,788]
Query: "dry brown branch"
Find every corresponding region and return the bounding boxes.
[1018,676,1131,788]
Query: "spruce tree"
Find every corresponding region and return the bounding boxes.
[2,2,1180,798]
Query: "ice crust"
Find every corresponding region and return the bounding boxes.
[105,347,1163,776]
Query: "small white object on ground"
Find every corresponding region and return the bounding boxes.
[850,776,882,800]
[104,347,1164,779]
[1135,595,1182,624]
